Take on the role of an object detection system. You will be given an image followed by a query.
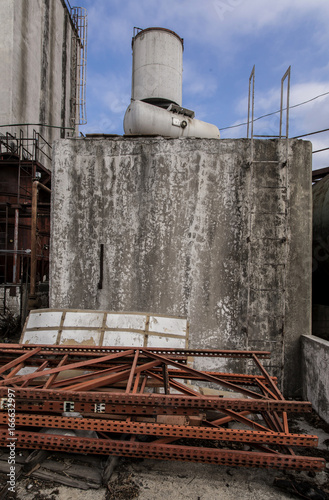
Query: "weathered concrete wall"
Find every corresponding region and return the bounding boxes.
[50,137,312,396]
[0,0,14,128]
[0,0,78,167]
[302,335,329,423]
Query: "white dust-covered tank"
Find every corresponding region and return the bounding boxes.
[131,27,184,108]
[124,27,220,139]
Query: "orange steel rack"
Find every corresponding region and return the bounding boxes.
[0,343,325,472]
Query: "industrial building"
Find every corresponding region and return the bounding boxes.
[49,27,311,398]
[0,4,329,495]
[0,0,87,318]
[0,5,326,405]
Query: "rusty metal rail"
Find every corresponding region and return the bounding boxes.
[0,343,271,357]
[0,344,325,472]
[0,413,318,447]
[0,431,324,471]
[0,388,312,413]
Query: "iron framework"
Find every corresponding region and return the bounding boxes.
[0,344,325,472]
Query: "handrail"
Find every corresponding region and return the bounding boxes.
[279,66,291,139]
[0,128,52,163]
[247,65,255,140]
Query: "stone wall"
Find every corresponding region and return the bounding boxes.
[50,137,312,396]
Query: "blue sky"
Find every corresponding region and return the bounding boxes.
[75,0,329,170]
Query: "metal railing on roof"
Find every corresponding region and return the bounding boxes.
[0,128,52,164]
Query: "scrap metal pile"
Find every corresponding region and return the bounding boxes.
[0,343,325,471]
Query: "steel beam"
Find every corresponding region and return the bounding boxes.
[0,343,272,358]
[0,342,322,472]
[0,430,324,471]
[0,388,312,413]
[0,349,135,386]
[0,413,318,447]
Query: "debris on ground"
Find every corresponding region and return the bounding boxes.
[106,471,139,500]
[274,477,329,500]
[0,311,21,342]
[0,339,328,499]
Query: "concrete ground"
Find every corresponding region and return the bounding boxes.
[5,415,329,500]
[13,460,329,500]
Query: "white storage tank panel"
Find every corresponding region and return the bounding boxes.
[132,28,183,107]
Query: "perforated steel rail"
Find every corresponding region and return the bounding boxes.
[0,343,271,358]
[0,431,324,471]
[0,388,312,413]
[0,413,317,447]
[0,344,324,472]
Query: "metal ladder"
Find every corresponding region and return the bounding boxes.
[245,66,291,387]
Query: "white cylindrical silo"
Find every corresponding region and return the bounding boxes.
[131,28,183,107]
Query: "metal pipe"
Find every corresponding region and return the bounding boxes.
[279,66,291,139]
[0,250,31,255]
[292,127,329,139]
[313,147,329,154]
[12,208,19,283]
[0,123,75,131]
[4,205,8,284]
[30,181,51,296]
[247,65,255,139]
[30,182,38,297]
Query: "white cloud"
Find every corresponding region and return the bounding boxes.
[103,89,130,115]
[82,114,122,135]
[88,72,130,111]
[290,84,329,168]
[84,0,329,57]
[207,0,329,38]
[83,0,327,59]
[82,0,329,81]
[226,79,329,166]
[183,61,218,99]
[78,0,329,159]
[82,71,131,134]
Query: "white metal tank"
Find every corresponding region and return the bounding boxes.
[132,27,183,107]
[124,100,220,139]
[124,27,220,139]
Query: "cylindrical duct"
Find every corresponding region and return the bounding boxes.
[124,100,220,139]
[131,28,183,107]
